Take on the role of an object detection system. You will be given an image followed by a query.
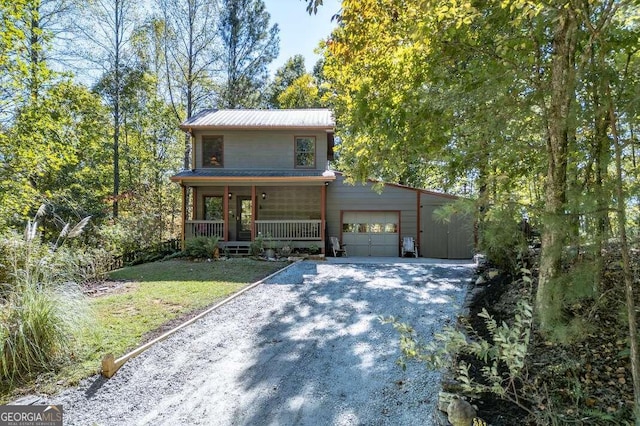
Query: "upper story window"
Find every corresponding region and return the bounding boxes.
[203,136,223,167]
[295,136,315,168]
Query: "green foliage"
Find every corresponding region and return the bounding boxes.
[478,206,529,273]
[279,241,293,257]
[184,236,219,259]
[250,234,264,257]
[73,248,114,283]
[321,0,640,339]
[0,232,89,383]
[268,54,307,107]
[383,298,534,408]
[555,261,598,303]
[95,185,180,256]
[276,73,323,108]
[0,80,111,227]
[218,0,279,108]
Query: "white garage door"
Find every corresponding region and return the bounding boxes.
[342,212,399,257]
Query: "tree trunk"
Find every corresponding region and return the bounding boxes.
[112,0,121,219]
[29,4,40,101]
[609,93,640,425]
[184,1,194,170]
[536,9,577,332]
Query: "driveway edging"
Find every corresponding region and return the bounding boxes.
[101,260,302,378]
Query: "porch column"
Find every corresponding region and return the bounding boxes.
[180,184,187,250]
[417,191,421,257]
[321,184,327,254]
[251,185,256,241]
[191,187,197,220]
[224,186,230,241]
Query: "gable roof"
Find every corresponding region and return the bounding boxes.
[180,109,334,131]
[333,171,460,200]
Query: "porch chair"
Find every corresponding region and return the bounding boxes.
[330,237,347,257]
[401,237,418,258]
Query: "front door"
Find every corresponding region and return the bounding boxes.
[237,196,253,241]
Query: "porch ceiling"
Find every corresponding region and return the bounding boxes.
[170,169,336,186]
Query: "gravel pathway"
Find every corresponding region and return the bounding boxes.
[48,260,474,425]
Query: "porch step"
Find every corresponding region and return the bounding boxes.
[220,242,251,256]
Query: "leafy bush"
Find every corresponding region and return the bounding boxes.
[383,294,534,414]
[478,206,529,273]
[184,236,220,258]
[94,188,179,256]
[250,234,264,257]
[0,233,89,382]
[73,248,114,283]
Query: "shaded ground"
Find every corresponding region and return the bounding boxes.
[46,260,474,425]
[462,247,639,425]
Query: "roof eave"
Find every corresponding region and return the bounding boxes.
[178,125,335,132]
[170,175,336,184]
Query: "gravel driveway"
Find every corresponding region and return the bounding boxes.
[49,260,474,425]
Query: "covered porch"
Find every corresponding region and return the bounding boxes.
[171,171,335,254]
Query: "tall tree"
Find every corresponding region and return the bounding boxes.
[315,0,639,334]
[73,0,138,218]
[0,0,112,228]
[267,54,305,107]
[0,0,30,120]
[0,80,111,227]
[157,0,220,169]
[217,0,279,108]
[268,55,323,108]
[14,0,75,101]
[276,73,322,108]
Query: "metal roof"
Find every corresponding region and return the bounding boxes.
[180,109,334,130]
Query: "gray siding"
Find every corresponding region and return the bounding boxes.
[194,130,329,170]
[420,198,474,259]
[422,205,448,258]
[257,186,321,220]
[326,175,419,255]
[327,176,474,259]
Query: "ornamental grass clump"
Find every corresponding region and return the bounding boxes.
[0,212,91,383]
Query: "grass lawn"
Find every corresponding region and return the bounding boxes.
[2,258,288,402]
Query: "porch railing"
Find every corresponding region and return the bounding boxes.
[186,220,225,240]
[255,220,322,240]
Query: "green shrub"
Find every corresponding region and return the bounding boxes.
[250,234,264,257]
[478,206,529,272]
[74,248,114,283]
[383,295,534,414]
[184,236,220,258]
[0,233,89,382]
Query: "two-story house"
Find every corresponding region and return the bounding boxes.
[170,109,473,258]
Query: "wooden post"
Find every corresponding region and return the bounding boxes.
[321,184,327,254]
[416,190,421,257]
[180,185,187,250]
[101,353,120,379]
[192,187,197,220]
[224,186,229,241]
[251,185,256,241]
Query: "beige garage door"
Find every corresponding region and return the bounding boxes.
[342,212,399,257]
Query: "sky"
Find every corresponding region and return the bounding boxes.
[263,0,341,75]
